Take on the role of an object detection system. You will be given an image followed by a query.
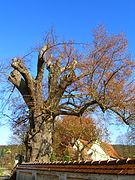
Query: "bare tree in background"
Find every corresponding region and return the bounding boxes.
[8,26,135,162]
[0,62,12,125]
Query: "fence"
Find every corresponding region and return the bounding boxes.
[16,158,135,180]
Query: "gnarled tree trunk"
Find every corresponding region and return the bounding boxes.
[8,51,55,162]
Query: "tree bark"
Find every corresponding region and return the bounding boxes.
[8,58,55,162]
[29,120,53,162]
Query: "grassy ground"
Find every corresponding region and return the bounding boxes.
[0,168,11,176]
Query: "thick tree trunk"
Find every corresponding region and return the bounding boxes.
[30,120,53,162]
[24,112,54,162]
[27,93,54,162]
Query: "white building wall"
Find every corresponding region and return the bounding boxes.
[87,143,110,161]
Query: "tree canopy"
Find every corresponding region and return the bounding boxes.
[6,25,135,162]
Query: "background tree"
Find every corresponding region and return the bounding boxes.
[0,145,23,168]
[8,25,135,162]
[53,115,102,161]
[127,126,135,145]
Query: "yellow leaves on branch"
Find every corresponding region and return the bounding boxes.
[75,25,134,111]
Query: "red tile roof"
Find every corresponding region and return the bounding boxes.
[100,142,121,158]
[17,158,135,175]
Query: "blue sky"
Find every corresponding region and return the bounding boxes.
[0,0,135,145]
